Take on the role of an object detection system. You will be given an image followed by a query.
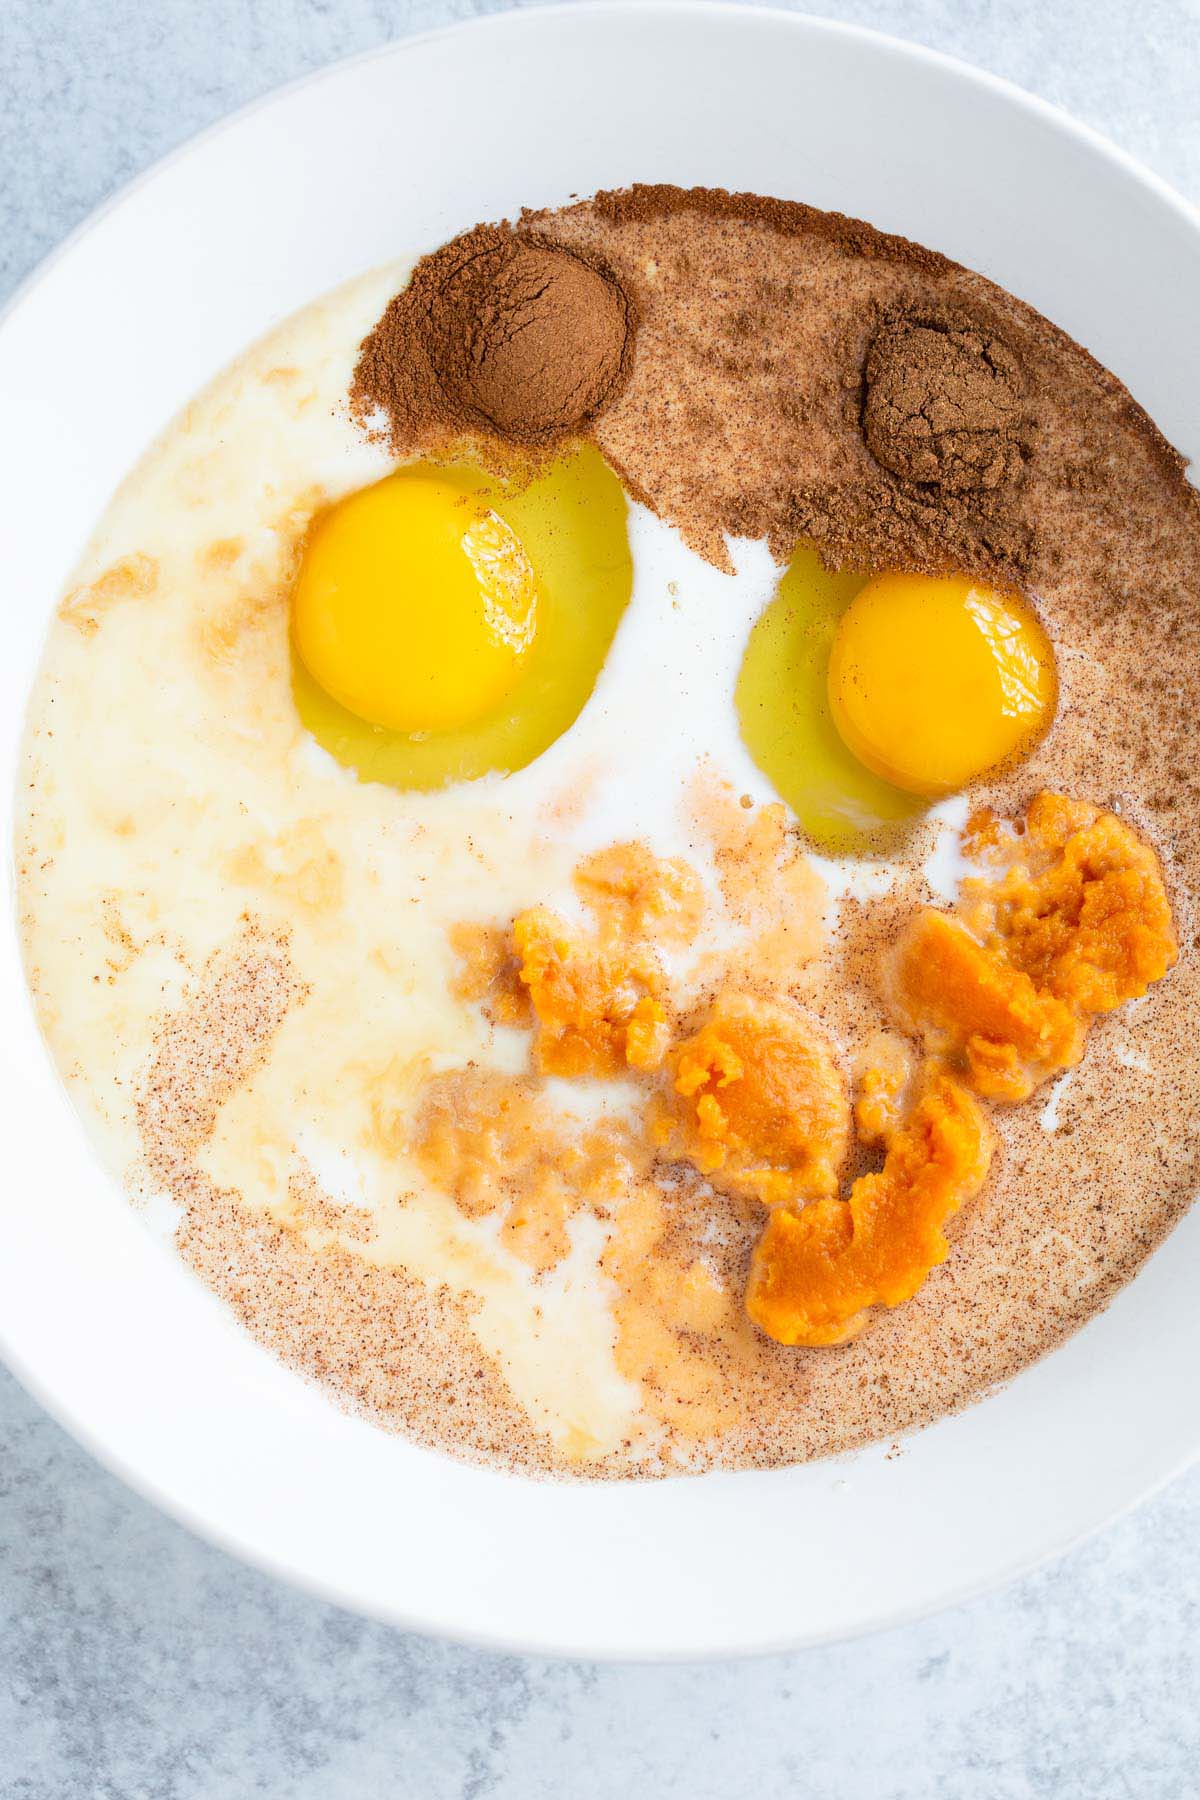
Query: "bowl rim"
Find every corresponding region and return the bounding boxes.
[4,1,1200,1661]
[7,1,1200,337]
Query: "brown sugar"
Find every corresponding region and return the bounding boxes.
[352,184,1200,597]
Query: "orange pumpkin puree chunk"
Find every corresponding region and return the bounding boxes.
[572,841,706,944]
[454,793,1174,1359]
[513,905,670,1077]
[655,992,850,1205]
[890,911,1085,1101]
[852,1032,915,1146]
[746,1070,993,1346]
[890,793,1176,1101]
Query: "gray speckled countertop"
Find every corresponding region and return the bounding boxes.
[3,3,1200,1794]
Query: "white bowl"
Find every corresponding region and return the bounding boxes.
[3,3,1199,1660]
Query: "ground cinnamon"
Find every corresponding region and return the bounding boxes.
[351,224,633,450]
[862,315,1027,495]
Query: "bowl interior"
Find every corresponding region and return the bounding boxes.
[3,3,1199,1658]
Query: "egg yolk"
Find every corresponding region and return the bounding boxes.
[291,445,632,792]
[736,544,925,853]
[293,474,537,734]
[827,573,1056,797]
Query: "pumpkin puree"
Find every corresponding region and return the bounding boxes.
[442,793,1174,1360]
[514,904,670,1076]
[653,992,850,1206]
[745,1070,993,1346]
[891,793,1177,1100]
[573,840,705,944]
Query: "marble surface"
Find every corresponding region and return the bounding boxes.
[3,1,1200,1793]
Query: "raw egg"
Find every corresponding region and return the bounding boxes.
[292,442,631,789]
[827,572,1056,797]
[736,544,924,853]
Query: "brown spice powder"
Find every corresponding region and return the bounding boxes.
[861,314,1028,496]
[352,183,1198,593]
[351,224,634,450]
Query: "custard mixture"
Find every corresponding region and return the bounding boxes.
[17,188,1199,1476]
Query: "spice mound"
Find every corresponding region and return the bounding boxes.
[352,225,633,450]
[862,316,1026,494]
